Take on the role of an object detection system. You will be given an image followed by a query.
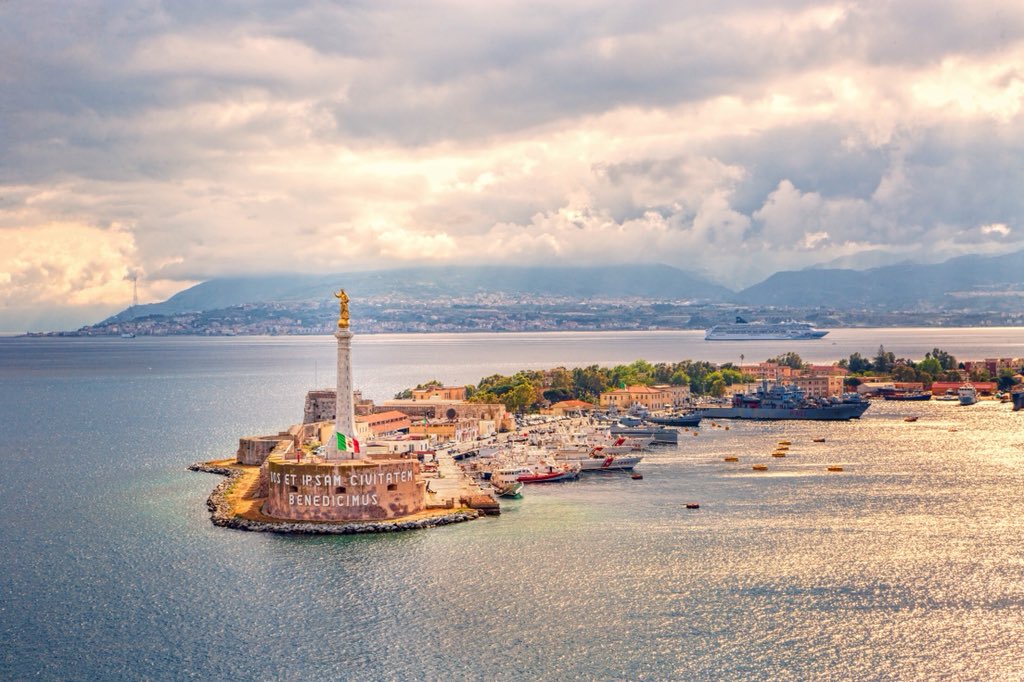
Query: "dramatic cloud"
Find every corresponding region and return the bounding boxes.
[2,0,1024,329]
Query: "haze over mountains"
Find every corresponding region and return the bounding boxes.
[104,250,1024,328]
[105,265,734,323]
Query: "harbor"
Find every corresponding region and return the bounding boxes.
[186,289,1022,532]
[5,331,1024,679]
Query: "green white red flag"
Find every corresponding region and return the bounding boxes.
[337,432,361,453]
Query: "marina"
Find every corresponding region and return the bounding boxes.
[2,332,1023,680]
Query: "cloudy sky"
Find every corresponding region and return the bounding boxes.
[2,1,1024,331]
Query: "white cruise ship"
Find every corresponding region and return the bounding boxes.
[705,316,828,341]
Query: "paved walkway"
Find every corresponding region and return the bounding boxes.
[423,449,489,505]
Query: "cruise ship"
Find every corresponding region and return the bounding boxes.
[705,316,828,341]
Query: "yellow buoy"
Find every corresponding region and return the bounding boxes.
[752,464,769,471]
[772,452,786,458]
[778,440,791,446]
[724,456,739,462]
[827,466,843,472]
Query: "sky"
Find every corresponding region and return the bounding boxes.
[2,1,1024,331]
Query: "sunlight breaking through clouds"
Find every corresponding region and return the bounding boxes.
[2,0,1024,329]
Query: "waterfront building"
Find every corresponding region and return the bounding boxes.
[411,385,467,401]
[355,410,412,438]
[380,399,511,431]
[362,435,436,459]
[804,364,850,377]
[792,375,845,398]
[599,384,689,410]
[262,291,425,522]
[236,422,333,466]
[738,362,794,381]
[408,418,479,443]
[931,381,996,396]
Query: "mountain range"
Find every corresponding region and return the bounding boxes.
[100,250,1024,329]
[105,264,733,322]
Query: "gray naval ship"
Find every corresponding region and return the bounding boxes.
[696,380,870,420]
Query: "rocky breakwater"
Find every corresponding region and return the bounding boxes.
[188,461,481,535]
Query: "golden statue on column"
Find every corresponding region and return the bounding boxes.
[334,289,350,329]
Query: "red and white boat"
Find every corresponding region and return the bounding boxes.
[492,462,581,484]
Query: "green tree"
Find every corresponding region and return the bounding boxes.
[542,388,573,403]
[873,345,895,374]
[917,357,942,377]
[505,382,537,413]
[720,368,744,385]
[891,363,918,382]
[771,352,805,369]
[997,369,1018,392]
[970,367,992,382]
[847,352,872,373]
[926,348,957,371]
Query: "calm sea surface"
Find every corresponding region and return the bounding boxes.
[1,329,1023,680]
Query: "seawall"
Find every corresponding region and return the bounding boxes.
[188,462,480,534]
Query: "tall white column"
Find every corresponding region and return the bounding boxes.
[334,328,358,460]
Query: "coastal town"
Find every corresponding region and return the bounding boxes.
[192,291,1024,534]
[37,295,1024,337]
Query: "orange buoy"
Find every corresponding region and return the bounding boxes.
[772,452,786,458]
[752,464,768,471]
[827,466,843,472]
[724,456,739,462]
[685,503,700,509]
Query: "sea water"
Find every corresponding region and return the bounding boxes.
[1,331,1022,680]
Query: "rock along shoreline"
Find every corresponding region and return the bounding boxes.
[188,462,481,535]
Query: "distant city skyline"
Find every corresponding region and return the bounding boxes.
[2,1,1024,331]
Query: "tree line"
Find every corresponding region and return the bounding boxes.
[395,349,1022,414]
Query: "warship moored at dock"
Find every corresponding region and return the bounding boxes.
[695,381,869,421]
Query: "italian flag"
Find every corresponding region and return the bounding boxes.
[337,432,361,453]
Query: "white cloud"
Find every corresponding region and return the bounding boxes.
[2,0,1024,328]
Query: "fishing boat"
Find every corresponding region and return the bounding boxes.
[492,481,524,498]
[491,463,580,485]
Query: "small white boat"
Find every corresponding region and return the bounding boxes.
[554,450,643,472]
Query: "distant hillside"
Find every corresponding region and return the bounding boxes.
[736,250,1024,309]
[105,264,732,323]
